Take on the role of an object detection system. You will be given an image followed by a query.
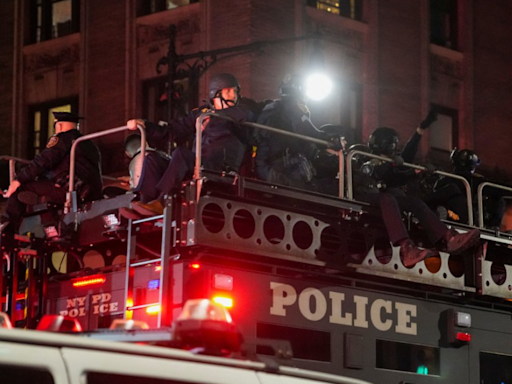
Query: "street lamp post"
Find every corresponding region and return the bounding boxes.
[156,24,324,122]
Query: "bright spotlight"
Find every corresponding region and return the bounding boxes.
[305,73,333,101]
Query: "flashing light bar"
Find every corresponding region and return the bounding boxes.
[212,296,233,308]
[146,305,161,315]
[456,332,471,342]
[72,275,106,288]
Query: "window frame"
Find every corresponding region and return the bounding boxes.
[27,0,80,44]
[429,0,459,50]
[28,98,79,157]
[306,0,364,21]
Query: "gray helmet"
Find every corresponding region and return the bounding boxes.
[208,73,240,99]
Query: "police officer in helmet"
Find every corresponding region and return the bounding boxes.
[354,112,480,267]
[127,73,264,216]
[254,73,343,192]
[0,112,102,233]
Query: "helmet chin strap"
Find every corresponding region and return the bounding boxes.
[212,90,239,109]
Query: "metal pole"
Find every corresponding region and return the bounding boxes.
[346,150,474,225]
[66,125,146,213]
[166,25,177,124]
[477,182,512,228]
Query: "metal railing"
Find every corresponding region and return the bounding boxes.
[0,156,30,184]
[477,182,512,229]
[346,150,474,226]
[194,112,344,198]
[66,125,146,213]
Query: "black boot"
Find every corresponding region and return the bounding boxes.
[400,239,435,267]
[443,228,480,255]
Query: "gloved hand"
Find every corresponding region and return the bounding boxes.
[329,136,345,151]
[419,111,438,129]
[319,124,345,138]
[424,163,436,174]
[393,155,405,167]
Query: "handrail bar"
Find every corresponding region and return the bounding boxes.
[477,182,512,228]
[346,150,474,226]
[66,125,146,213]
[194,113,344,198]
[0,156,30,184]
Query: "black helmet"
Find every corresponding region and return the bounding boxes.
[279,74,305,98]
[208,73,240,100]
[368,127,399,156]
[450,148,481,172]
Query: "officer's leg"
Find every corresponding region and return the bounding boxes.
[155,147,194,201]
[135,154,170,203]
[430,184,469,223]
[2,180,66,224]
[393,194,448,244]
[357,192,409,245]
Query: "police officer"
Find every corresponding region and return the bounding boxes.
[0,112,102,232]
[116,134,171,219]
[127,73,263,216]
[355,114,480,267]
[254,74,342,192]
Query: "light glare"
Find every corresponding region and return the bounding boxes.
[305,73,333,101]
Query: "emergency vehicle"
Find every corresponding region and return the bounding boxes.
[1,115,512,384]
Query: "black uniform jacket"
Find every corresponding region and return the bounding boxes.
[16,129,103,200]
[144,98,260,172]
[371,132,422,190]
[254,96,326,179]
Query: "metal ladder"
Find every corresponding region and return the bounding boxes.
[123,197,176,327]
[1,233,46,329]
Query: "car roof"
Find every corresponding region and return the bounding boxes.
[0,328,371,384]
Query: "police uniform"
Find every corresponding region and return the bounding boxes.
[129,148,170,203]
[255,96,328,190]
[358,131,448,246]
[142,98,259,200]
[2,112,102,225]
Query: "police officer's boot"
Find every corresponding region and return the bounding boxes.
[443,228,480,255]
[400,239,435,267]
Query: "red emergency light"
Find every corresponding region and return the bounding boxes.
[455,332,471,342]
[72,275,106,288]
[212,295,233,308]
[37,315,82,333]
[189,263,201,270]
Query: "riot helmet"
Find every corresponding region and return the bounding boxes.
[450,148,481,173]
[208,73,240,105]
[279,74,306,99]
[368,127,400,156]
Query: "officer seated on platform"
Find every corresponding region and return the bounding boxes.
[117,134,170,219]
[126,73,264,217]
[0,112,102,234]
[254,73,344,194]
[353,120,480,267]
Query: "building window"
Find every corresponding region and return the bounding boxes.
[376,340,440,376]
[29,100,78,157]
[28,0,80,44]
[480,352,512,383]
[430,0,458,49]
[306,0,363,21]
[137,0,199,16]
[141,77,198,149]
[429,105,458,153]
